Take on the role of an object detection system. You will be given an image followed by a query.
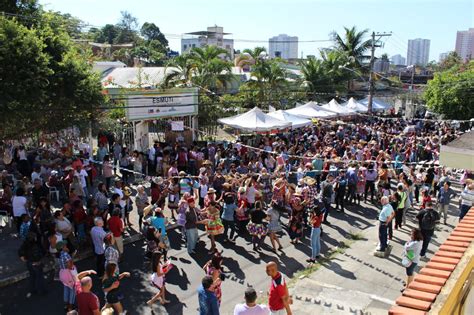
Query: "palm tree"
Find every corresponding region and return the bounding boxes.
[162,54,195,88]
[330,26,371,68]
[189,46,233,92]
[299,57,332,100]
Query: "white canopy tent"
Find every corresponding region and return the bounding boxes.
[359,97,393,111]
[341,97,368,113]
[267,110,312,129]
[320,99,357,116]
[286,101,337,118]
[218,107,291,132]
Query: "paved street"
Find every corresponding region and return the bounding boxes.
[0,197,380,315]
[0,181,464,315]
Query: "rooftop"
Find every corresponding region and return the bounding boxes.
[444,131,474,151]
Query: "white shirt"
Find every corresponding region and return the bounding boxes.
[200,184,208,198]
[114,187,125,208]
[233,303,270,315]
[18,149,27,160]
[75,169,88,188]
[12,196,28,217]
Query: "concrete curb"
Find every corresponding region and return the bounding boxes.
[0,223,182,289]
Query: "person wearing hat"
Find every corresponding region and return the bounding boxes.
[204,188,217,208]
[288,195,305,245]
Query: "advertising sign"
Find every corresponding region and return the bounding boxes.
[125,88,198,121]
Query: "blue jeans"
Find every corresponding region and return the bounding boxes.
[310,227,321,259]
[26,262,46,294]
[186,228,198,253]
[379,222,388,251]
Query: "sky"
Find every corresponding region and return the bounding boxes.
[39,0,474,61]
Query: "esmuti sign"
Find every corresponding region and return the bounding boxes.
[125,88,198,121]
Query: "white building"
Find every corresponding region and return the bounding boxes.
[455,28,474,61]
[390,54,406,66]
[181,26,234,60]
[268,34,298,59]
[407,38,430,66]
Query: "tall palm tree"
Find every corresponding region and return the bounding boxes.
[330,26,371,68]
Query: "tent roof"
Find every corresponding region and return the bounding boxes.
[286,101,337,118]
[359,97,393,111]
[218,107,291,132]
[341,97,368,113]
[320,99,356,116]
[267,110,312,129]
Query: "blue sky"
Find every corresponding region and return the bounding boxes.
[40,0,473,61]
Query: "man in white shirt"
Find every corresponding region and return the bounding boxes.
[234,288,270,315]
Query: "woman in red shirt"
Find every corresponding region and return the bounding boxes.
[307,204,324,263]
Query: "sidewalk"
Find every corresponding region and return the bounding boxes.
[289,207,458,314]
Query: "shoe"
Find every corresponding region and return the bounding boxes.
[278,246,284,251]
[306,258,316,263]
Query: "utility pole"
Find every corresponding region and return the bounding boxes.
[367,32,392,114]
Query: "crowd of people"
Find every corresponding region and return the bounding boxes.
[0,116,473,315]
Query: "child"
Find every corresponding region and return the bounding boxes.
[147,252,171,305]
[176,193,190,238]
[356,170,365,205]
[235,187,250,237]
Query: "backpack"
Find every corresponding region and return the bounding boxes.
[421,210,438,230]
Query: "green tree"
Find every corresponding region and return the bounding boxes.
[439,51,462,71]
[163,54,196,88]
[141,22,168,47]
[94,24,118,44]
[423,61,474,119]
[188,46,233,92]
[0,13,104,138]
[0,0,39,18]
[330,26,371,68]
[114,11,138,43]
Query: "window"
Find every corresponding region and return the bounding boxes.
[183,44,187,50]
[192,44,196,48]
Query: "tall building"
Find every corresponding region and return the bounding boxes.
[390,54,406,66]
[268,34,298,59]
[407,38,430,66]
[181,26,234,60]
[455,28,474,61]
[439,52,451,62]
